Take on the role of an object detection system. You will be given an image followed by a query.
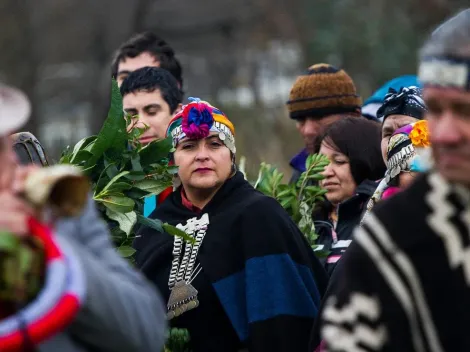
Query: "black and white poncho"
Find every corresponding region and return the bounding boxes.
[320,171,470,351]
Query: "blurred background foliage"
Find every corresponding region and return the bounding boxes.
[0,0,468,180]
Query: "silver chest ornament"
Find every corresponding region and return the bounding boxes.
[167,213,209,320]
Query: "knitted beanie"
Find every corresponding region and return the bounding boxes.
[286,64,362,120]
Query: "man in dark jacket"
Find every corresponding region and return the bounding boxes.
[286,64,365,183]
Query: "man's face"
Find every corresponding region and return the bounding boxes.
[425,87,470,186]
[295,114,344,153]
[123,89,173,144]
[116,52,160,87]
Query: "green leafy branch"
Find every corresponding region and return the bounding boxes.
[163,328,191,352]
[59,80,192,257]
[253,154,329,251]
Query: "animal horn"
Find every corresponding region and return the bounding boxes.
[23,165,90,217]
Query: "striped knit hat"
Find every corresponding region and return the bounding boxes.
[166,97,236,154]
[286,64,362,120]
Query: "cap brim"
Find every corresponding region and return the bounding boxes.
[0,84,31,136]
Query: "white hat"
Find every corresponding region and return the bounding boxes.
[0,84,31,136]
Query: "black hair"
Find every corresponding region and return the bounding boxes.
[315,117,386,185]
[111,31,183,89]
[120,66,183,114]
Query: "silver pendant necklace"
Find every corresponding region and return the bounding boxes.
[167,213,209,320]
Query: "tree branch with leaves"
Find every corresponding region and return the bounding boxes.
[59,80,191,259]
[253,153,329,251]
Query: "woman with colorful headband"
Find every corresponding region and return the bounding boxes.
[379,86,427,163]
[133,98,328,352]
[361,120,432,224]
[360,87,428,222]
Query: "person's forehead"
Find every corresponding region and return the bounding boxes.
[423,86,470,105]
[118,52,160,72]
[383,114,417,128]
[320,141,341,154]
[123,89,165,108]
[180,133,220,143]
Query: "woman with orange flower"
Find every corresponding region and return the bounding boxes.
[360,120,433,225]
[358,87,429,224]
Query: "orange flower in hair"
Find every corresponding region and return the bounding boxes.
[409,120,430,148]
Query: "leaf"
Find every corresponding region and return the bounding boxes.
[131,154,143,172]
[126,187,150,200]
[136,214,163,232]
[70,150,93,164]
[134,179,172,196]
[163,223,196,244]
[139,137,173,166]
[96,195,135,213]
[103,157,119,179]
[309,174,326,181]
[117,245,136,258]
[106,209,137,236]
[276,186,295,199]
[107,182,133,194]
[84,80,127,168]
[124,172,147,181]
[312,248,330,258]
[167,165,179,175]
[279,196,295,209]
[70,136,97,161]
[110,225,126,243]
[99,171,130,195]
[305,155,313,172]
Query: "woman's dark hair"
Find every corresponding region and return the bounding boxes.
[315,117,386,185]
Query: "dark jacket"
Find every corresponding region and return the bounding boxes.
[133,172,328,352]
[313,179,378,276]
[308,180,379,351]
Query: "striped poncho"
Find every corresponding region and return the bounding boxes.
[320,171,470,351]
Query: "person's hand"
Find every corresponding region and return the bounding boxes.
[0,191,35,236]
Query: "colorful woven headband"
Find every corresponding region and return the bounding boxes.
[385,121,431,183]
[0,217,85,351]
[419,56,470,91]
[166,97,236,154]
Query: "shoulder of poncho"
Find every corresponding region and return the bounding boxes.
[373,173,429,222]
[358,173,433,254]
